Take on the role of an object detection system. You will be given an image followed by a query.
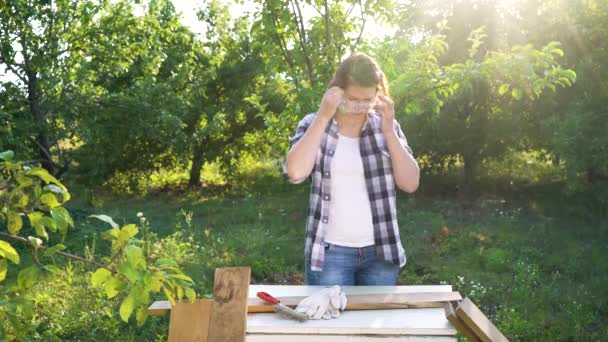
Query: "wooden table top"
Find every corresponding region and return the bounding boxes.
[246,285,457,337]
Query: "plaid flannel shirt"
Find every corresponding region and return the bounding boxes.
[282,111,414,271]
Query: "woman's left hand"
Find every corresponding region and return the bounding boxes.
[375,95,395,133]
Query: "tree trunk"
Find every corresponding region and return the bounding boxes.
[26,69,55,175]
[463,152,480,195]
[188,146,205,188]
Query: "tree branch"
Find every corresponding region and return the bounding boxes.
[352,0,368,50]
[0,231,106,269]
[0,55,26,83]
[288,0,316,86]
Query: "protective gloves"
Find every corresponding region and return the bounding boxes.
[295,285,348,320]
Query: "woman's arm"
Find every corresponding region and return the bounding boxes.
[284,87,344,183]
[375,94,420,193]
[383,126,420,193]
[284,115,331,183]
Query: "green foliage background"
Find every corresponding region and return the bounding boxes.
[1,0,607,340]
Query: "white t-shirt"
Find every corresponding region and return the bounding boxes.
[324,133,375,247]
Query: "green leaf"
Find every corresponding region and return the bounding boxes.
[91,268,112,287]
[163,287,175,306]
[118,261,140,282]
[155,258,178,268]
[90,214,119,229]
[563,69,576,81]
[26,168,66,190]
[40,216,57,232]
[498,84,510,95]
[28,236,43,250]
[15,176,33,188]
[136,305,148,327]
[45,265,62,274]
[44,184,70,203]
[40,193,61,209]
[124,245,145,270]
[0,240,20,264]
[185,287,196,302]
[101,227,120,240]
[28,211,43,226]
[17,266,40,290]
[119,292,136,322]
[7,211,23,235]
[0,150,14,161]
[170,273,194,283]
[11,191,29,209]
[43,184,64,195]
[28,212,49,240]
[118,224,138,243]
[105,276,122,299]
[150,272,163,292]
[51,207,73,235]
[511,88,522,100]
[43,243,66,257]
[0,259,7,282]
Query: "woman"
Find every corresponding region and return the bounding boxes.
[283,52,420,286]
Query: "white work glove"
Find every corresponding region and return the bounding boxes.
[295,285,348,320]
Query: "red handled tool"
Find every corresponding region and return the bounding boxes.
[257,291,309,321]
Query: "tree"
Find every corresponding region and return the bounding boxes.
[378,1,576,192]
[0,0,103,177]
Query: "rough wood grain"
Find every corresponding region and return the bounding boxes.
[168,299,214,342]
[444,301,481,342]
[455,297,509,342]
[249,291,463,312]
[149,292,463,316]
[207,267,251,342]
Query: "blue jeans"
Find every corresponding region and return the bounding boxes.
[305,242,401,286]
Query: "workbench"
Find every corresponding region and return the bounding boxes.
[246,284,458,341]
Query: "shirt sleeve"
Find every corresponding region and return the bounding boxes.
[393,119,414,156]
[282,114,315,184]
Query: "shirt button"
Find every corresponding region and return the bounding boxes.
[328,150,334,155]
[324,171,330,177]
[322,218,328,223]
[323,195,330,200]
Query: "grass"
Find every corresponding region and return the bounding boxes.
[3,152,607,340]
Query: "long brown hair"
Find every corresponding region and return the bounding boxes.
[328,52,390,96]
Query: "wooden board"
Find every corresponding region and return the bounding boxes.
[444,301,480,342]
[168,299,214,342]
[150,291,462,316]
[246,285,457,338]
[247,307,456,336]
[148,285,461,316]
[248,292,463,312]
[247,334,457,342]
[455,297,508,342]
[207,267,251,342]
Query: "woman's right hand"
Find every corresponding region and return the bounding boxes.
[318,86,344,121]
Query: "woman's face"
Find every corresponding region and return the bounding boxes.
[339,85,378,115]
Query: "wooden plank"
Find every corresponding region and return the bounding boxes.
[249,292,462,312]
[207,267,251,342]
[149,291,463,316]
[249,285,455,297]
[455,297,508,342]
[150,291,463,316]
[247,334,457,341]
[148,300,171,316]
[168,299,214,342]
[444,301,480,342]
[246,307,457,336]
